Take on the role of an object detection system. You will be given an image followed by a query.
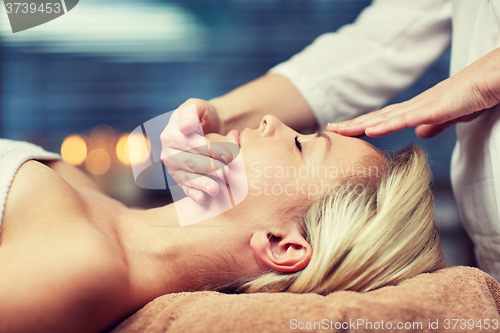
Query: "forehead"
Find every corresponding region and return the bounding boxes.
[320,132,380,167]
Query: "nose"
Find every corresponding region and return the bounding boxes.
[259,114,282,137]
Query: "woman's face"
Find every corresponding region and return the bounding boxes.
[206,115,381,208]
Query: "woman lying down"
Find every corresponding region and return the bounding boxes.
[0,115,442,333]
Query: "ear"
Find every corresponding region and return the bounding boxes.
[250,229,312,273]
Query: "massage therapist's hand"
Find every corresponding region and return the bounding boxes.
[328,48,500,138]
[161,99,232,204]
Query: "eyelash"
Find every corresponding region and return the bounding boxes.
[294,136,302,152]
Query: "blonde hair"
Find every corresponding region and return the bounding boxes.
[230,145,442,294]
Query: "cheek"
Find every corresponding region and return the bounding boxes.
[243,144,283,164]
[242,145,290,179]
[262,166,343,201]
[245,157,309,200]
[242,144,339,202]
[303,177,342,200]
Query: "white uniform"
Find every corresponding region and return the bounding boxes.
[270,0,500,281]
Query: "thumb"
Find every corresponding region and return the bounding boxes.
[415,109,488,138]
[178,103,203,135]
[415,122,452,139]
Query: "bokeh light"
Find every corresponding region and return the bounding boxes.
[90,124,116,150]
[116,133,151,165]
[61,135,87,166]
[85,148,111,175]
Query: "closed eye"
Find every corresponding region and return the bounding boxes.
[294,136,302,152]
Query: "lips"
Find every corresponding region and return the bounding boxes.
[229,130,240,147]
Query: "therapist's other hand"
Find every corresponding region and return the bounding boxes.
[327,48,500,138]
[161,101,232,204]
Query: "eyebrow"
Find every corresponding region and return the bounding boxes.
[316,130,332,162]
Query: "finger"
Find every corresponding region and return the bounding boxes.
[206,140,234,164]
[187,140,236,174]
[189,176,221,197]
[415,123,452,139]
[168,151,225,178]
[208,163,231,182]
[344,107,393,125]
[327,121,368,137]
[329,111,402,136]
[364,108,429,137]
[414,110,488,139]
[326,123,339,132]
[181,184,207,204]
[326,123,369,137]
[328,104,403,130]
[176,170,221,196]
[169,150,231,183]
[183,132,210,152]
[162,129,207,158]
[161,133,207,165]
[337,110,387,127]
[178,106,202,135]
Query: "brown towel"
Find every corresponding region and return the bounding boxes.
[112,266,500,332]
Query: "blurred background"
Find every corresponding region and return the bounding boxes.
[0,0,474,266]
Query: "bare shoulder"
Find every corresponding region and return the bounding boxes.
[0,236,132,333]
[41,160,127,210]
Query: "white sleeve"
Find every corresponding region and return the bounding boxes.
[269,0,452,128]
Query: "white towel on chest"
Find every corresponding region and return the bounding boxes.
[0,139,61,231]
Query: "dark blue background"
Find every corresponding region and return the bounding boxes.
[0,0,454,185]
[0,0,474,266]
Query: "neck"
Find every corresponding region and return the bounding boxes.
[112,153,265,308]
[116,198,261,308]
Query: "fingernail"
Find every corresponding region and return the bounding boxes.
[196,192,204,203]
[217,169,224,180]
[181,119,192,127]
[220,154,228,163]
[206,185,212,196]
[338,123,347,128]
[328,123,337,127]
[366,126,376,131]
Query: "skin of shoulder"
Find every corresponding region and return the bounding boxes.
[0,237,131,333]
[0,160,133,333]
